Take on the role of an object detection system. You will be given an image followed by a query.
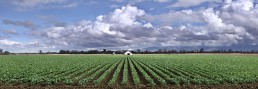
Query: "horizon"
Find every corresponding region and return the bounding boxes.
[1,0,258,53]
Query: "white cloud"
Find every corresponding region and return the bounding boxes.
[143,23,153,28]
[144,0,258,47]
[0,39,59,53]
[179,25,186,30]
[107,5,145,27]
[223,0,232,4]
[161,26,172,30]
[46,27,65,38]
[5,0,258,52]
[41,5,152,49]
[0,39,20,45]
[39,1,258,51]
[144,9,204,26]
[222,0,254,11]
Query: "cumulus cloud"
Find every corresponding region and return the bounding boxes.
[140,0,258,47]
[3,0,258,52]
[37,1,258,51]
[40,5,160,50]
[143,9,204,26]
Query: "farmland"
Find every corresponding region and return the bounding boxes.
[0,54,258,88]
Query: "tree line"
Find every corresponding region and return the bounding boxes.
[55,48,258,54]
[1,48,258,54]
[0,48,10,54]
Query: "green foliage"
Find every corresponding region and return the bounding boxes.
[0,54,258,86]
[121,58,128,85]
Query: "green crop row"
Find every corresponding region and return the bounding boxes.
[1,54,258,86]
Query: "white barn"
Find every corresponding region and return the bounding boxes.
[112,52,116,55]
[124,51,132,55]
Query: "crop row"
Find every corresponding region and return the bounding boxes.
[1,55,258,86]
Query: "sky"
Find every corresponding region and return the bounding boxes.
[0,0,258,53]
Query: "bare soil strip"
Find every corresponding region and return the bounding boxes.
[2,83,258,89]
[46,67,78,78]
[90,61,120,84]
[127,57,134,86]
[157,64,191,78]
[130,58,148,85]
[40,67,74,78]
[72,63,108,85]
[101,60,122,85]
[69,66,96,79]
[133,59,160,85]
[175,65,222,83]
[137,60,173,85]
[116,59,125,85]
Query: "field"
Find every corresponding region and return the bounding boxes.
[0,54,258,89]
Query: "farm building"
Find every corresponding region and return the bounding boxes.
[112,52,116,55]
[124,51,132,55]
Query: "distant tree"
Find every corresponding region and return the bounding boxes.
[59,50,70,54]
[0,48,2,53]
[71,50,79,54]
[38,50,43,54]
[228,49,233,53]
[136,49,141,53]
[80,50,84,54]
[4,51,10,54]
[199,48,204,53]
[103,49,107,53]
[87,50,99,54]
[169,50,177,53]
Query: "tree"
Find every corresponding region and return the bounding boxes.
[103,49,107,53]
[199,48,204,53]
[4,51,10,54]
[59,50,70,54]
[136,49,141,53]
[38,50,43,54]
[228,49,233,53]
[0,48,2,53]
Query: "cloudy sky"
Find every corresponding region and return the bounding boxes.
[0,0,258,53]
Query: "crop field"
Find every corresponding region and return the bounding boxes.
[0,54,258,88]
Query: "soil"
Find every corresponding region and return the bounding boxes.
[116,60,124,85]
[2,55,258,89]
[101,60,121,85]
[72,64,108,85]
[1,83,258,89]
[127,58,134,86]
[131,59,148,85]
